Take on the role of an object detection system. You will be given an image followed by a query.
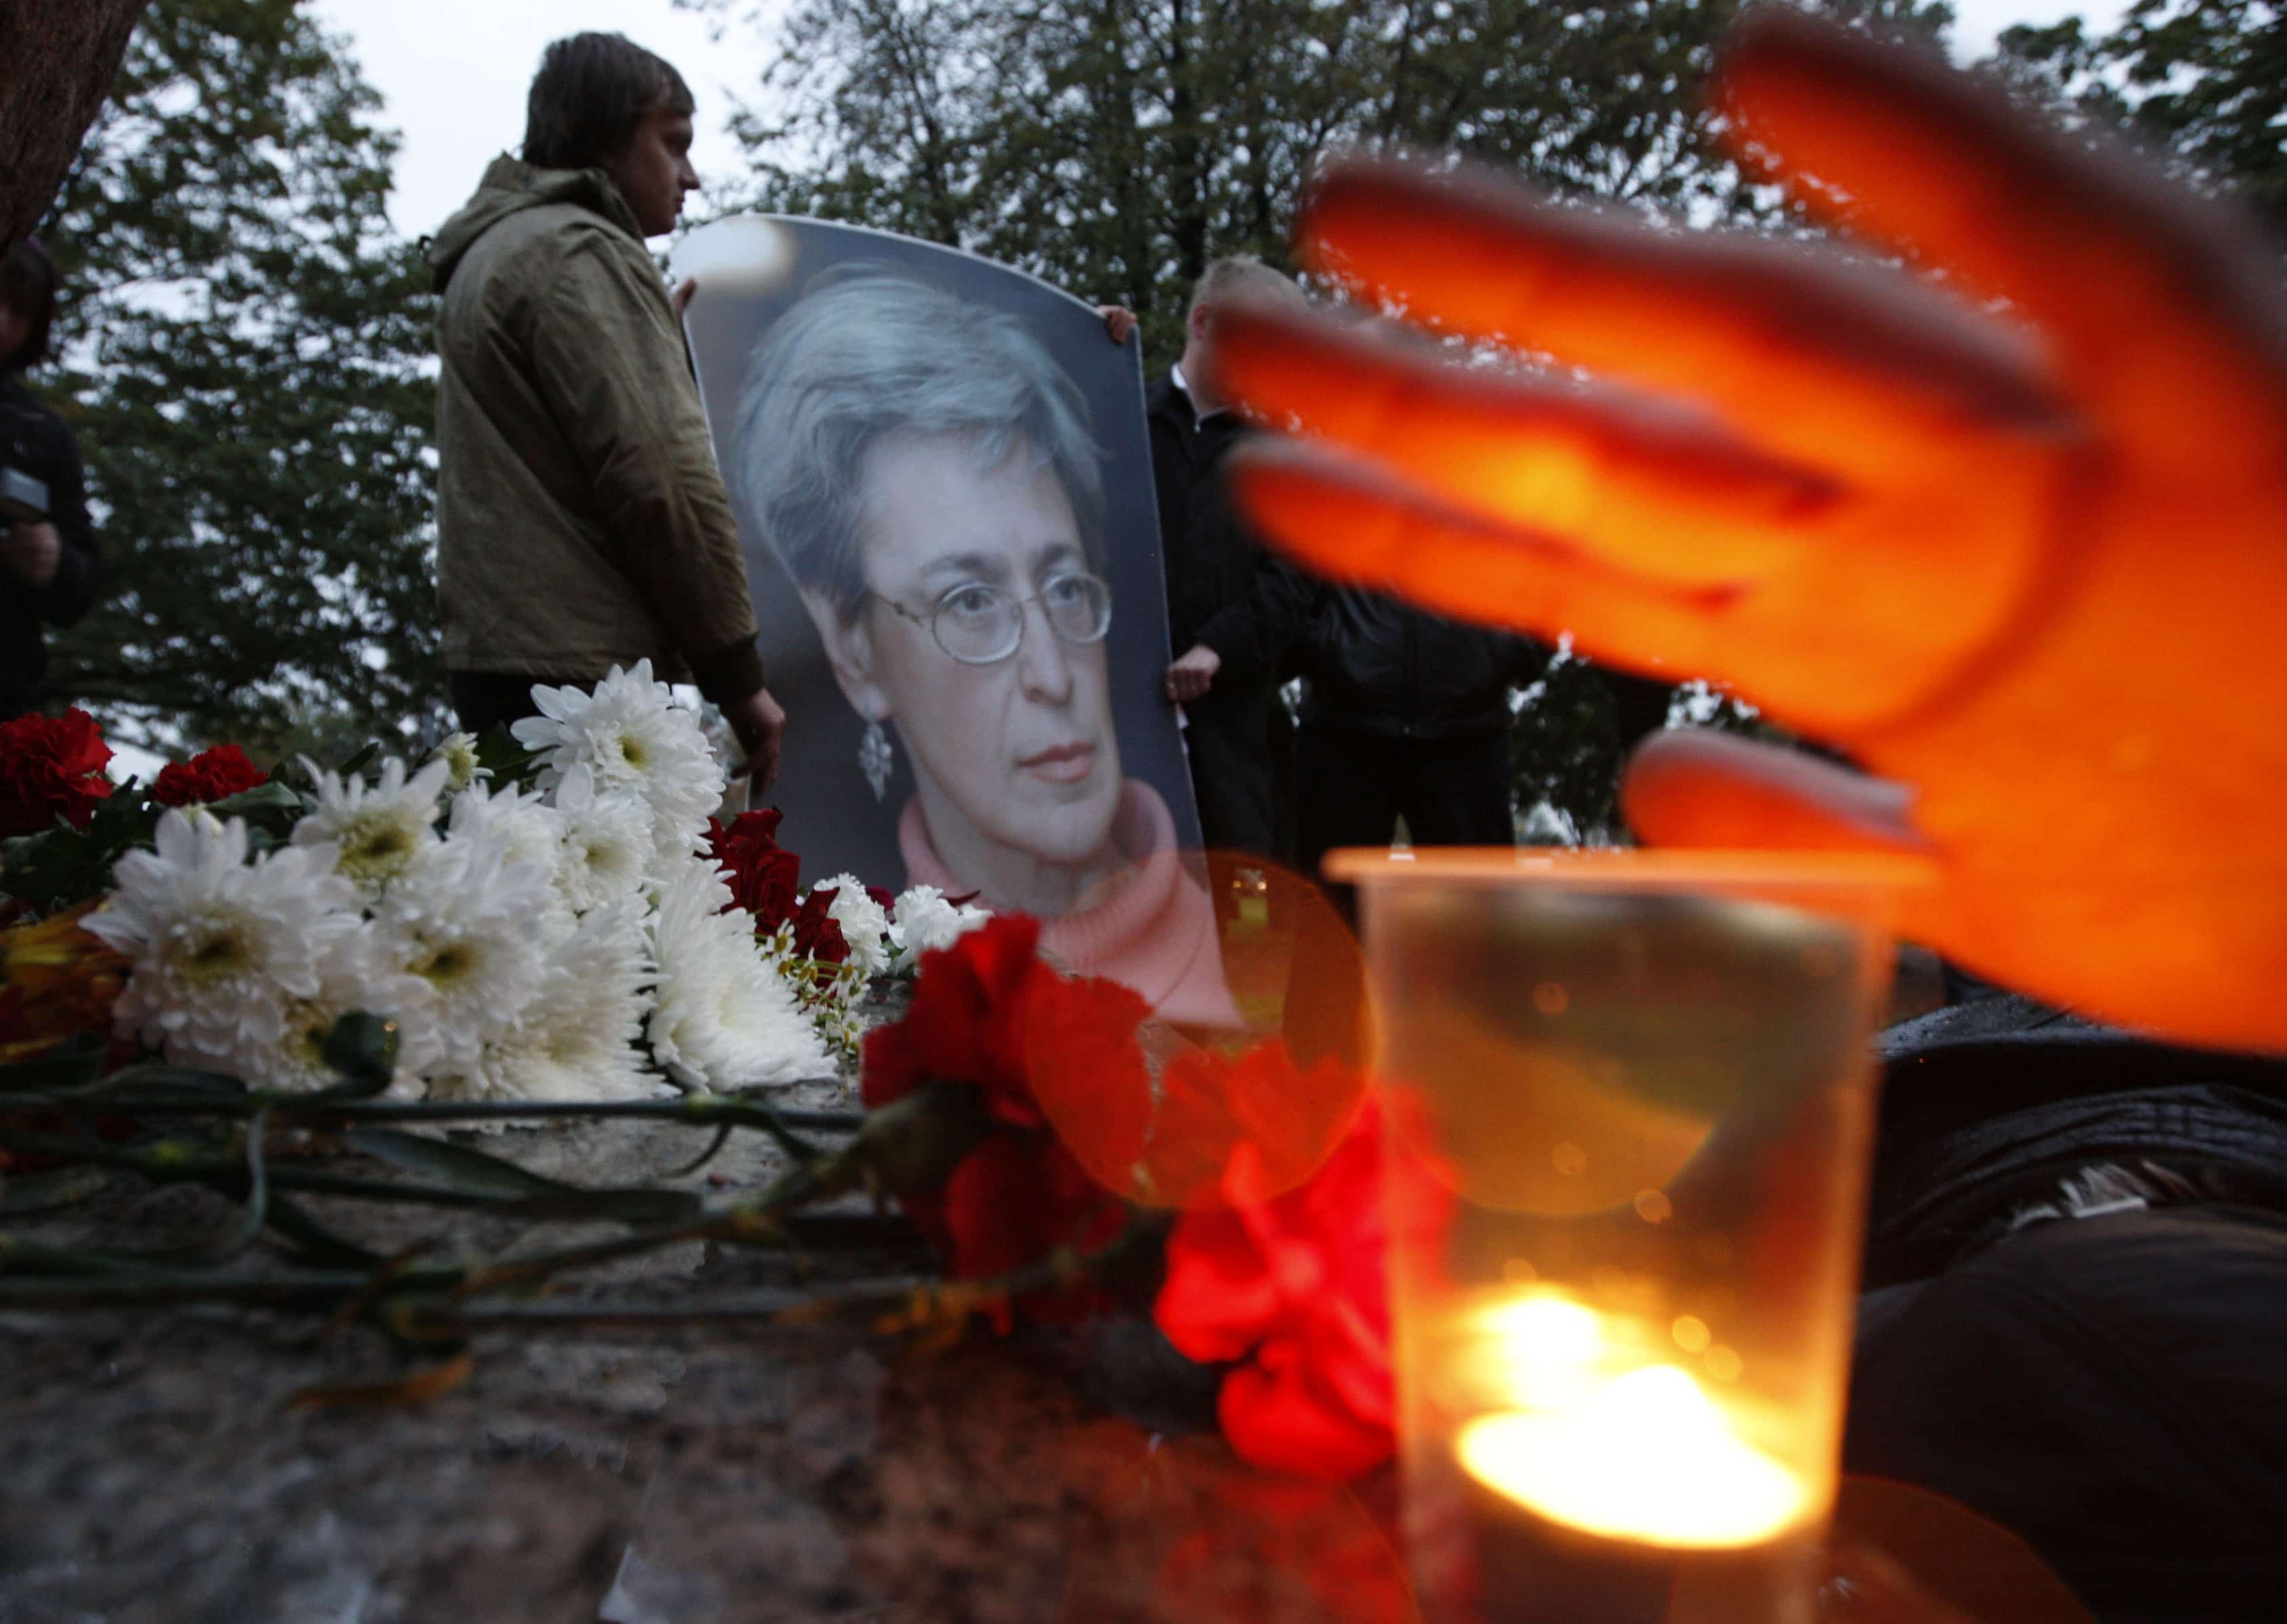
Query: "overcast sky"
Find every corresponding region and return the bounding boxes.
[312,0,2126,243]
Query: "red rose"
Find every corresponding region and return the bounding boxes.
[791,885,850,965]
[706,808,803,927]
[1155,1097,1399,1481]
[863,913,1154,1329]
[0,709,114,837]
[150,743,268,808]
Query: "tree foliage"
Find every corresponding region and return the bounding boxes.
[38,0,444,756]
[1996,1,2287,235]
[687,0,1798,359]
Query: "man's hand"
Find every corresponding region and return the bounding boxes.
[1099,305,1137,347]
[672,277,698,321]
[1215,12,2287,1052]
[1,521,62,591]
[1165,643,1221,704]
[723,687,786,792]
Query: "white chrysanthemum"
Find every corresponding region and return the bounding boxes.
[647,857,830,1090]
[254,920,437,1096]
[548,763,653,915]
[427,898,665,1112]
[292,754,451,895]
[85,811,364,1080]
[426,731,487,793]
[811,873,895,977]
[444,779,565,888]
[510,661,724,864]
[373,832,552,1076]
[889,884,993,971]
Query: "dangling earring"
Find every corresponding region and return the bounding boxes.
[859,718,894,802]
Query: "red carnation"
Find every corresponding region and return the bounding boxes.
[150,743,268,809]
[706,807,803,928]
[862,913,1154,1329]
[791,885,850,965]
[1155,1097,1401,1481]
[0,709,114,838]
[1139,1040,1368,1211]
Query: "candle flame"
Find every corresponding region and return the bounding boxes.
[1458,1363,1809,1549]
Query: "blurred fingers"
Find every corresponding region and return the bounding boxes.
[1622,730,1947,942]
[1623,730,1925,853]
[1214,299,1839,585]
[1228,438,1725,678]
[1295,155,2063,474]
[1713,9,2287,464]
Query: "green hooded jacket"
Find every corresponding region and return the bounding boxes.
[426,157,763,703]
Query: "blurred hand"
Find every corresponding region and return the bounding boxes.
[1215,12,2287,1052]
[1165,642,1221,704]
[2,521,61,590]
[723,686,786,792]
[672,276,698,321]
[1099,304,1138,346]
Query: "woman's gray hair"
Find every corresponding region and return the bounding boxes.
[731,270,1106,625]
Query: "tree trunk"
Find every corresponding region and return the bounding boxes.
[0,0,150,244]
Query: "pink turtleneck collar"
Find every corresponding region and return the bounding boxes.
[899,779,1240,1027]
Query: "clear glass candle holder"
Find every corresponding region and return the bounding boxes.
[1326,848,1916,1624]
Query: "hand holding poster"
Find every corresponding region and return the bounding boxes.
[673,218,1237,1026]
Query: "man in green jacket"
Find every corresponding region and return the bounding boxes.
[428,33,784,786]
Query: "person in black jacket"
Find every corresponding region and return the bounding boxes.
[1292,586,1547,889]
[1146,258,1318,862]
[0,237,101,721]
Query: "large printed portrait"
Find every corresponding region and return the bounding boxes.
[672,219,1236,1026]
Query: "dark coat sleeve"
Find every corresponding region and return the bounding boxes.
[1194,551,1320,687]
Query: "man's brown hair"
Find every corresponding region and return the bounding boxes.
[523,33,694,172]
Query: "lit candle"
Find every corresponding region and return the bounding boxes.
[1454,1297,1812,1551]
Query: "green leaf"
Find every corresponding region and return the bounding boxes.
[0,790,161,911]
[472,724,546,787]
[331,742,382,782]
[200,779,306,825]
[344,1129,701,1225]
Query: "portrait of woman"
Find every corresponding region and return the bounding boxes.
[712,260,1236,1027]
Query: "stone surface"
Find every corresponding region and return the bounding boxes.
[0,1099,1408,1624]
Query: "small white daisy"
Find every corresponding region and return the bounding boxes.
[427,897,665,1112]
[548,763,653,916]
[889,884,993,972]
[443,779,565,889]
[85,812,364,1081]
[646,856,830,1091]
[510,662,724,865]
[292,754,451,896]
[426,731,488,793]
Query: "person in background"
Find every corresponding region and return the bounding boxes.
[0,236,100,722]
[426,33,784,785]
[1144,258,1318,867]
[1290,585,1547,891]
